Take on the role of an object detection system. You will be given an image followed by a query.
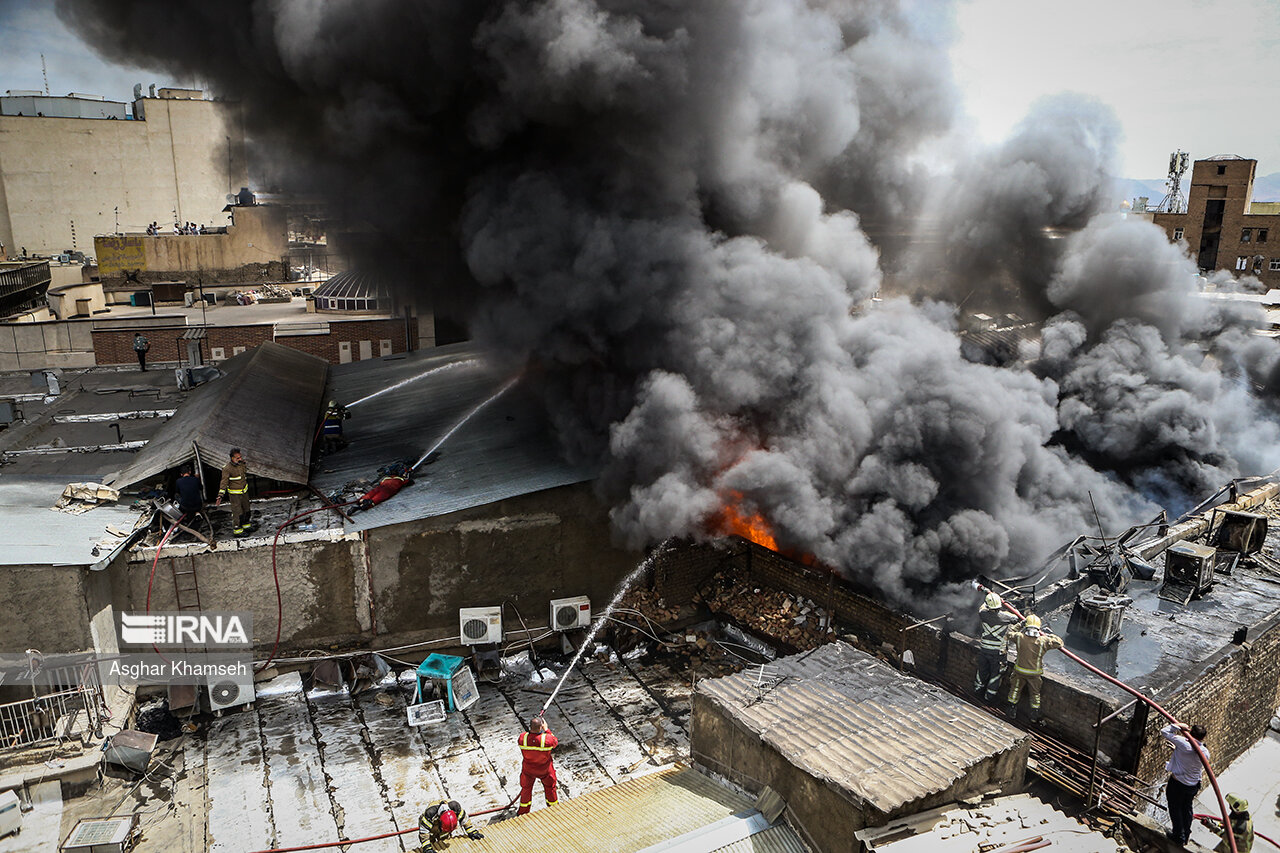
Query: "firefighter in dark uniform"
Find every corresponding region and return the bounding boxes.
[321,400,349,453]
[216,447,252,536]
[974,592,1018,703]
[415,799,482,852]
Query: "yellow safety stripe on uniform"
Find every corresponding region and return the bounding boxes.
[520,734,554,750]
[519,801,532,807]
[1013,664,1042,675]
[227,488,248,494]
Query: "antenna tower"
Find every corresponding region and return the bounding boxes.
[1155,150,1190,214]
[41,54,49,95]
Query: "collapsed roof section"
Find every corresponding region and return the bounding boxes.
[111,341,328,487]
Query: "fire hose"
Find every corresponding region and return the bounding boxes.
[247,795,519,853]
[978,583,1240,853]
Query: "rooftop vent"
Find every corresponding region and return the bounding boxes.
[1066,590,1133,647]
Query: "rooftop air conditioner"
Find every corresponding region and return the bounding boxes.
[206,669,255,715]
[1160,541,1218,604]
[459,606,502,645]
[60,815,140,852]
[550,596,591,632]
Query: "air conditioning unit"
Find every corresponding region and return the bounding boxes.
[206,669,256,715]
[459,606,502,645]
[550,596,592,631]
[60,815,140,852]
[1160,541,1218,604]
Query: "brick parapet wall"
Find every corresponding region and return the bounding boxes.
[1132,609,1280,785]
[92,317,415,366]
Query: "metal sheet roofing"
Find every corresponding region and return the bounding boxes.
[310,343,595,533]
[696,642,1028,815]
[0,476,142,566]
[457,767,808,852]
[110,341,328,487]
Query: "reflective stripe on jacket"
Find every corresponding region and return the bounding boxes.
[219,461,248,494]
[519,730,558,775]
[979,608,1017,652]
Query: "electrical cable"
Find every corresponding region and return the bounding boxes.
[981,585,1240,853]
[248,796,518,853]
[503,599,538,662]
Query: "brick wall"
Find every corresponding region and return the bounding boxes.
[1133,610,1280,785]
[92,317,416,366]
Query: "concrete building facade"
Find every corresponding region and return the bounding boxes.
[0,89,248,256]
[1153,155,1280,287]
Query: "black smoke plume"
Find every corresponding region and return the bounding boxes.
[59,1,1280,611]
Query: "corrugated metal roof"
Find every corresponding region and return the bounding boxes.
[310,343,595,533]
[696,643,1028,815]
[0,476,142,566]
[457,767,808,852]
[110,341,327,487]
[855,793,1126,852]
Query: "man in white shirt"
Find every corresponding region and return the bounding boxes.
[1162,720,1209,845]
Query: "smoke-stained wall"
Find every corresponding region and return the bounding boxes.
[59,1,1280,614]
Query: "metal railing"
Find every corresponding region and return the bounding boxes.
[0,661,104,750]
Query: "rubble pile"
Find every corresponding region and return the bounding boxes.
[614,586,682,624]
[696,572,832,651]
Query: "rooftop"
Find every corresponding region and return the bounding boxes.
[91,295,392,328]
[695,642,1028,815]
[313,344,595,534]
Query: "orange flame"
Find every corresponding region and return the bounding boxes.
[715,491,778,551]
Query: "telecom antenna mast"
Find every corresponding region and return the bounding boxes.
[1155,150,1190,213]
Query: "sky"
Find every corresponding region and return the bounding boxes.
[1,0,1279,179]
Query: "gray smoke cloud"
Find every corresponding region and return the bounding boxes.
[57,1,1280,612]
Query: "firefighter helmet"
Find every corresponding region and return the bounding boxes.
[1024,614,1041,629]
[439,809,458,832]
[1226,793,1249,813]
[983,592,1002,611]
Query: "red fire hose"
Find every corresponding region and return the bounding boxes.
[1195,812,1280,850]
[984,586,1239,853]
[248,796,519,853]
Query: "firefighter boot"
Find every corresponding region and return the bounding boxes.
[1004,702,1017,720]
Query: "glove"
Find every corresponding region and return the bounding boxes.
[467,830,484,840]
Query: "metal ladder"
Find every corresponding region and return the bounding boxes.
[169,555,203,613]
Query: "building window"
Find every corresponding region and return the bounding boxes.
[1242,229,1252,243]
[1271,259,1280,271]
[1174,227,1184,240]
[1237,256,1248,271]
[1217,164,1227,175]
[1260,229,1269,243]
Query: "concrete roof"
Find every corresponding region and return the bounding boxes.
[696,642,1028,814]
[311,343,595,533]
[91,295,393,327]
[1039,495,1280,701]
[0,475,141,566]
[110,341,328,487]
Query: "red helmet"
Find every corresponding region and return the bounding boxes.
[438,809,458,833]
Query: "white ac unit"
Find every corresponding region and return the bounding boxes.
[550,596,592,631]
[206,670,256,715]
[459,606,503,645]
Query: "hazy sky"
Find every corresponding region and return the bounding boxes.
[2,0,1278,178]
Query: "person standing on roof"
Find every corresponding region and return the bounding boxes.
[321,400,349,453]
[1201,793,1253,853]
[974,592,1018,704]
[414,799,482,852]
[1004,614,1063,723]
[216,448,252,536]
[1163,720,1210,846]
[516,715,559,815]
[133,332,150,371]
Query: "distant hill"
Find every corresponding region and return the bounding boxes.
[1111,172,1280,209]
[1253,172,1280,202]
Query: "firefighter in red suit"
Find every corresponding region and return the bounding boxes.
[517,715,558,815]
[353,461,412,512]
